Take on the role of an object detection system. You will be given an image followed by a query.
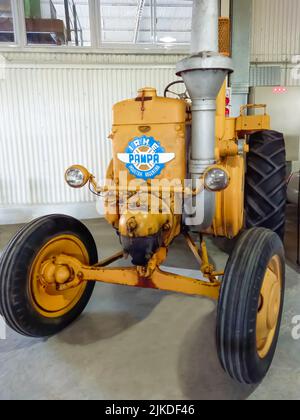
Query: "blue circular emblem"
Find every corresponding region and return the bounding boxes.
[117,136,175,180]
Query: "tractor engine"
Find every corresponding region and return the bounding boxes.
[106,87,187,265]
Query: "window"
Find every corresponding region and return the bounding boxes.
[100,0,192,47]
[24,0,91,46]
[0,0,15,43]
[100,0,142,44]
[0,0,194,50]
[155,0,192,46]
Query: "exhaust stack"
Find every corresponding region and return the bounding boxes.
[176,0,233,228]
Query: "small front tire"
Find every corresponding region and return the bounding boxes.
[216,228,285,384]
[0,215,98,338]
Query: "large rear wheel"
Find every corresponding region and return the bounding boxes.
[245,130,286,240]
[0,215,98,337]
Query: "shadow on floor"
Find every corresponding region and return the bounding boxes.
[58,284,168,346]
[58,312,139,346]
[178,309,257,400]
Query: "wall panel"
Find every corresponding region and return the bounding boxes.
[0,55,178,222]
[251,0,300,63]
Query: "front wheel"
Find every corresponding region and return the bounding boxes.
[216,228,285,384]
[0,215,98,337]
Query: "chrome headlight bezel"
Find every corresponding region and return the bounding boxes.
[65,165,90,189]
[204,166,230,192]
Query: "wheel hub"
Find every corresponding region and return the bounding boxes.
[29,235,89,318]
[267,282,280,330]
[256,255,282,359]
[41,261,72,285]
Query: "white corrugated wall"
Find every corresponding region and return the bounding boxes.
[250,0,300,87]
[0,54,180,222]
[251,0,300,63]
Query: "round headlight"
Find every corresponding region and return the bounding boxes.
[65,165,90,189]
[204,167,230,192]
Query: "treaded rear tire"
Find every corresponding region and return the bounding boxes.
[245,130,287,240]
[0,215,98,338]
[216,228,285,384]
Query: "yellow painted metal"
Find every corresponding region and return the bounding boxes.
[184,232,202,266]
[256,255,282,359]
[111,88,187,184]
[152,269,220,300]
[222,118,237,141]
[236,104,271,133]
[208,155,245,238]
[29,235,90,318]
[200,240,215,280]
[137,247,168,278]
[184,233,224,281]
[94,177,203,195]
[118,191,181,249]
[216,81,227,141]
[104,159,119,228]
[103,160,188,233]
[218,140,238,158]
[118,192,171,238]
[184,231,216,280]
[212,87,269,239]
[42,253,220,300]
[119,210,170,236]
[240,104,268,115]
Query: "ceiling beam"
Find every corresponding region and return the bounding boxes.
[150,0,157,43]
[103,28,190,33]
[101,2,192,7]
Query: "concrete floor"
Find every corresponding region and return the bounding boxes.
[0,207,300,400]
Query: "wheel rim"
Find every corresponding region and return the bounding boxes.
[256,255,282,359]
[29,235,90,318]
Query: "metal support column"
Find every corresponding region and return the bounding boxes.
[73,3,79,46]
[89,0,102,48]
[64,0,71,42]
[230,0,252,117]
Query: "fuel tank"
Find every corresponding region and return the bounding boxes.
[110,87,188,184]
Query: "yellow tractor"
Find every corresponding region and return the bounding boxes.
[0,0,286,385]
